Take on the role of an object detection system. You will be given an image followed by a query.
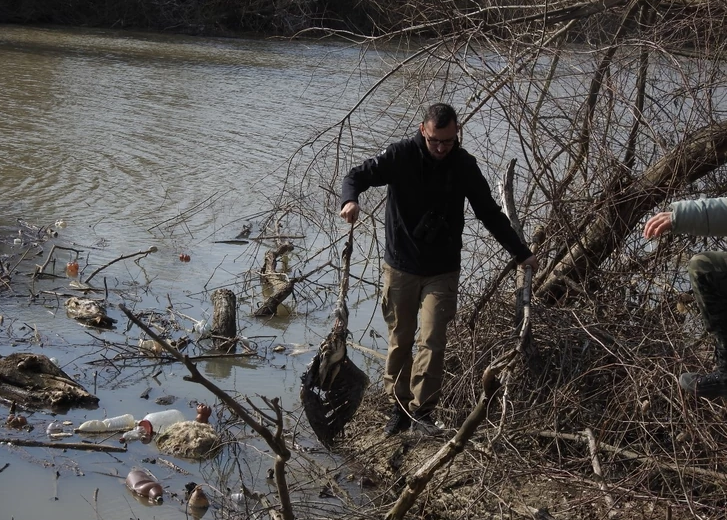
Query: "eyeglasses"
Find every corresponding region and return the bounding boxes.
[423,132,457,148]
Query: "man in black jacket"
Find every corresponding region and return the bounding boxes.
[340,103,538,436]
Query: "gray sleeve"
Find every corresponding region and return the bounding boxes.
[671,197,727,236]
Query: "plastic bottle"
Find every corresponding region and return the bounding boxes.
[119,425,149,443]
[77,414,136,433]
[187,485,210,509]
[76,419,107,432]
[126,467,163,503]
[65,261,79,277]
[46,420,64,435]
[138,409,186,436]
[102,414,135,431]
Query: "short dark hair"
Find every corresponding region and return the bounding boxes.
[423,103,458,129]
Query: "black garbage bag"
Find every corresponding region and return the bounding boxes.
[300,348,369,446]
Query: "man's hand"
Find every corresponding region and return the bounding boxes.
[520,255,539,272]
[644,212,673,239]
[340,201,360,224]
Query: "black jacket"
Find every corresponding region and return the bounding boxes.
[341,131,533,276]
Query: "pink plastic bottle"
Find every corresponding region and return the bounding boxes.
[126,467,163,503]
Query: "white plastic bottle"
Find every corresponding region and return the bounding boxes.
[76,419,108,432]
[138,409,186,436]
[102,414,135,431]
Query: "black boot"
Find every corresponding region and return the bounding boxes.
[679,371,727,398]
[410,410,444,436]
[679,338,727,399]
[383,405,411,437]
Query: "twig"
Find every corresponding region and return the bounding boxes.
[34,244,84,279]
[250,234,305,241]
[467,258,517,330]
[84,247,158,284]
[348,341,386,361]
[584,427,617,515]
[0,439,126,452]
[146,192,221,233]
[538,430,727,483]
[157,457,191,475]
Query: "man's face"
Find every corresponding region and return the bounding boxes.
[420,120,458,160]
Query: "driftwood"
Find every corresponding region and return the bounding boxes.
[33,244,84,279]
[210,288,237,352]
[0,438,126,452]
[584,427,617,516]
[255,243,294,316]
[0,353,99,412]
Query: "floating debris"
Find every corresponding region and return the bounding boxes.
[64,297,117,329]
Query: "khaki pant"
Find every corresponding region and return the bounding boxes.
[381,263,459,415]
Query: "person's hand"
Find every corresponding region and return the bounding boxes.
[520,255,539,272]
[644,212,673,239]
[340,201,360,224]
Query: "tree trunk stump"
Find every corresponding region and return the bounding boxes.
[211,289,237,352]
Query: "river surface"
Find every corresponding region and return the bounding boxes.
[0,24,398,520]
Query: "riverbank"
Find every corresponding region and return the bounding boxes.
[339,295,710,520]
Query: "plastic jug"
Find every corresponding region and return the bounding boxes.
[138,409,185,436]
[126,467,163,503]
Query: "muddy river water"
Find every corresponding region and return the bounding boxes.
[0,24,398,519]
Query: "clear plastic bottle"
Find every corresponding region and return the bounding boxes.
[102,414,135,431]
[46,420,64,435]
[119,425,149,443]
[138,409,186,436]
